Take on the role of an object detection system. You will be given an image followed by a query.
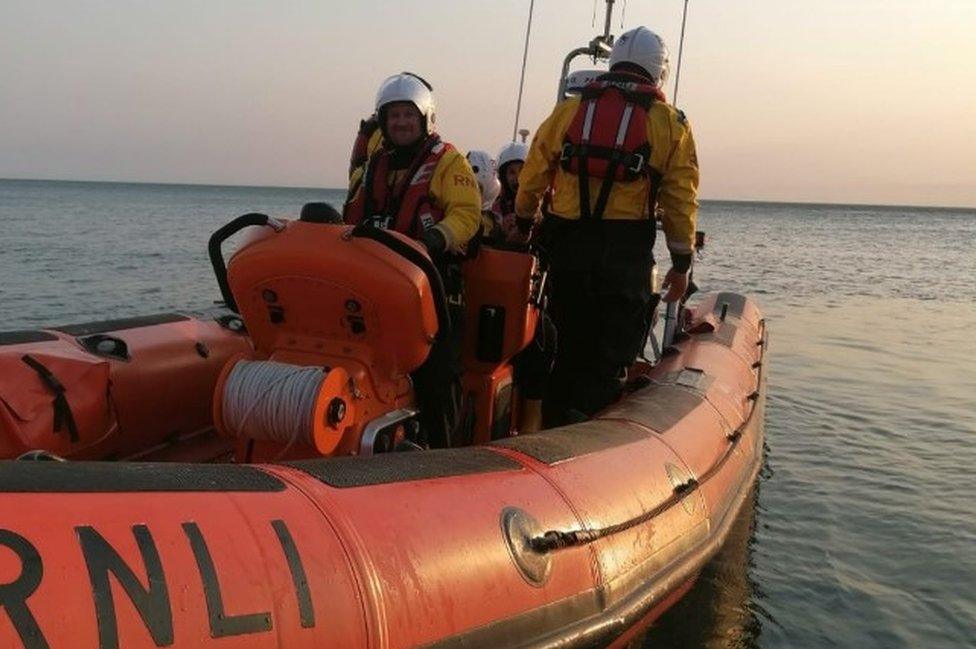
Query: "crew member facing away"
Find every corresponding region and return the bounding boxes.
[515,26,699,427]
[344,72,481,256]
[492,141,529,243]
[344,72,482,447]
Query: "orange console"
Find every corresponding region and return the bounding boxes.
[461,246,541,443]
[213,218,442,460]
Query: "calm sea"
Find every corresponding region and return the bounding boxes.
[2,179,974,648]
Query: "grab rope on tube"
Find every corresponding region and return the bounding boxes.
[530,318,767,554]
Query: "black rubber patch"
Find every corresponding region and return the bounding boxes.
[286,448,521,488]
[0,462,284,493]
[0,331,58,346]
[604,384,705,434]
[54,313,190,336]
[492,420,651,465]
[712,292,746,319]
[698,322,738,348]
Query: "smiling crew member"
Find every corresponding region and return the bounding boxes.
[515,26,699,426]
[343,73,481,448]
[344,72,481,256]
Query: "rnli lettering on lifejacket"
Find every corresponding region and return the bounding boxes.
[0,520,313,649]
[452,173,475,188]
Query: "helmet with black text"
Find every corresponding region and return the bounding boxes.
[466,150,501,210]
[375,72,436,135]
[609,26,670,88]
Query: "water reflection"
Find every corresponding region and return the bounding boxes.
[641,484,768,648]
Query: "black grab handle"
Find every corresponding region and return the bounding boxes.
[349,224,453,340]
[208,213,279,313]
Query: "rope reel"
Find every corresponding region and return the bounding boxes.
[213,357,356,456]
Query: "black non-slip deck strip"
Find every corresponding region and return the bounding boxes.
[0,462,285,493]
[492,420,651,465]
[54,313,190,336]
[0,330,58,346]
[697,322,738,348]
[285,447,522,488]
[602,384,706,434]
[712,292,746,319]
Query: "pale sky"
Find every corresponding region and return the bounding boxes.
[1,1,974,207]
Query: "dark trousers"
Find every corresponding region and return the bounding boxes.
[411,261,465,448]
[512,311,557,401]
[540,217,655,427]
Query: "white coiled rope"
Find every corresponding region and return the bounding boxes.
[221,359,325,447]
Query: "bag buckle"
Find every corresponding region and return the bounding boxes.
[627,153,645,174]
[560,142,574,162]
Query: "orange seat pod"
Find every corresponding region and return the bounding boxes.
[220,221,440,457]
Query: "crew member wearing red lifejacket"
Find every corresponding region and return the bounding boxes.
[344,73,481,448]
[344,73,481,257]
[491,141,529,243]
[515,26,700,427]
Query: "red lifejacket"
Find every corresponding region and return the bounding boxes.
[348,114,380,176]
[344,135,451,239]
[560,72,666,219]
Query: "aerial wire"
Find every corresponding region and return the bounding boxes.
[672,0,690,105]
[512,0,536,141]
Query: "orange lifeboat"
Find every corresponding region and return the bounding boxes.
[0,215,766,648]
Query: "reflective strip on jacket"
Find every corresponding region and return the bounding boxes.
[347,144,482,251]
[515,96,699,256]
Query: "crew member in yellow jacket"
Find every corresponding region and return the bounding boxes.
[344,72,482,447]
[515,26,699,426]
[344,72,481,256]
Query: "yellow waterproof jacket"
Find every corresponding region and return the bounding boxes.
[347,144,482,251]
[515,96,699,256]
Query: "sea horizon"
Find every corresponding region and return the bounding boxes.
[3,176,974,214]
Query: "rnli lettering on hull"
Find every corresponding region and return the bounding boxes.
[0,520,314,649]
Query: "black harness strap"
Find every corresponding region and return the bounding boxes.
[576,98,595,220]
[20,354,79,443]
[560,144,646,176]
[648,168,663,213]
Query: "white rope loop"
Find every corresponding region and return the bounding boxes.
[222,359,325,446]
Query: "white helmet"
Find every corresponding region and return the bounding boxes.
[609,26,670,88]
[375,72,436,133]
[466,150,501,209]
[497,142,529,171]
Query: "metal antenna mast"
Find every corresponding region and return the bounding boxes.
[672,0,690,105]
[512,0,536,141]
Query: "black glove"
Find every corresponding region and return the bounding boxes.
[422,227,447,255]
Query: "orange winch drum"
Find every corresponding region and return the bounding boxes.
[213,358,356,456]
